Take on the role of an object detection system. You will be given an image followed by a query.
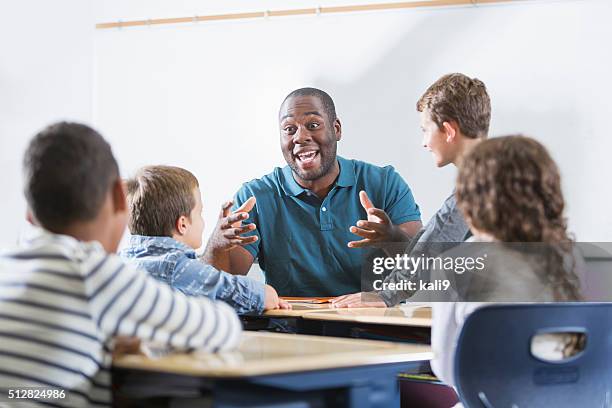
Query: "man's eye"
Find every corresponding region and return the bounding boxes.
[307,123,320,130]
[284,126,296,134]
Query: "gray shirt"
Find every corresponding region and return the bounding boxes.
[378,192,471,306]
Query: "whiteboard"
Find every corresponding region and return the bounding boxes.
[94,0,612,242]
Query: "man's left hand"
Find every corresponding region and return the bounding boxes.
[347,191,409,248]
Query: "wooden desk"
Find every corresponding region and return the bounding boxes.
[113,331,432,408]
[303,306,432,327]
[242,306,432,344]
[263,302,372,317]
[296,306,431,343]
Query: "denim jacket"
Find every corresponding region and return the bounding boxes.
[120,235,265,314]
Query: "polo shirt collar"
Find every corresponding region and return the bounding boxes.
[281,164,307,197]
[336,156,356,187]
[280,156,356,197]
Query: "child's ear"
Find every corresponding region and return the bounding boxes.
[111,178,127,214]
[442,121,458,143]
[175,215,188,236]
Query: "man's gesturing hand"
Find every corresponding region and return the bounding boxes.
[205,197,258,255]
[347,191,407,248]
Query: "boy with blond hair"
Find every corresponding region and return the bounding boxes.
[121,165,287,313]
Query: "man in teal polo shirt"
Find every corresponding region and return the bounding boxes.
[207,88,422,296]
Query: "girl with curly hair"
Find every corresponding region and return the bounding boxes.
[431,135,584,393]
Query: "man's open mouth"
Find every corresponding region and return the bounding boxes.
[295,150,319,165]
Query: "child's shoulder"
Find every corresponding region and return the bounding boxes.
[121,235,192,256]
[3,229,109,278]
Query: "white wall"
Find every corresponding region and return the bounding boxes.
[93,0,612,243]
[0,0,94,248]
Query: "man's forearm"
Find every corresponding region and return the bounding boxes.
[204,246,254,276]
[202,248,231,273]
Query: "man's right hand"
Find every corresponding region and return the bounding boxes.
[204,197,258,257]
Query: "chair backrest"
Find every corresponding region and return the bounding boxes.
[454,303,612,408]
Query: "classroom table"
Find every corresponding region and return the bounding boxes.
[241,304,432,343]
[299,306,453,405]
[264,301,353,317]
[301,305,431,343]
[303,305,432,326]
[112,331,432,408]
[240,301,352,334]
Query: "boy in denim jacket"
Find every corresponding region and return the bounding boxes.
[120,165,288,313]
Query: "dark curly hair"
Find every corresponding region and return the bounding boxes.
[23,122,119,232]
[456,135,581,300]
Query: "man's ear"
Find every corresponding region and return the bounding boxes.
[442,121,459,143]
[111,178,128,214]
[334,118,342,141]
[175,215,188,236]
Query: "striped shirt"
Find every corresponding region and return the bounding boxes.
[0,227,242,407]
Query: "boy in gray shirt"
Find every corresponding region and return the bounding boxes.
[333,73,491,307]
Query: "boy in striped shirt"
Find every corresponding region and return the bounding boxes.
[0,122,242,407]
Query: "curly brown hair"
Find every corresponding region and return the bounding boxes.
[456,135,581,300]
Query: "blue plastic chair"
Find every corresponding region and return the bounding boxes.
[454,303,612,407]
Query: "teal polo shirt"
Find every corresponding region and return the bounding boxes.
[233,156,421,296]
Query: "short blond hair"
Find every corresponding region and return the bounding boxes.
[126,165,198,236]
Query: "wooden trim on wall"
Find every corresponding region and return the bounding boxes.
[95,0,529,30]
